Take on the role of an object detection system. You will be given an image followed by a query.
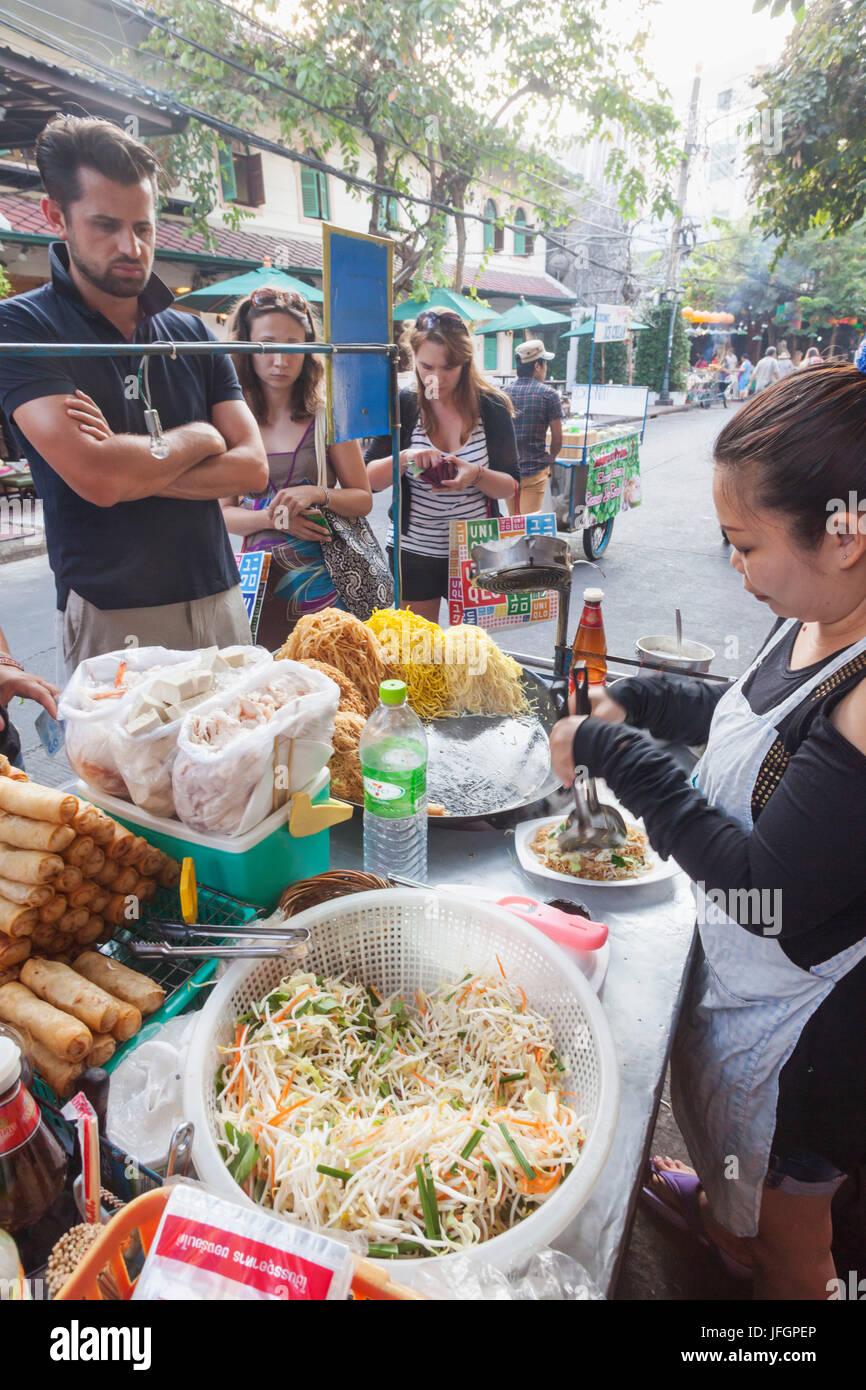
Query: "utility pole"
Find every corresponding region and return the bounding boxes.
[657,64,702,405]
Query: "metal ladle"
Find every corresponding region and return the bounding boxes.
[557,666,627,853]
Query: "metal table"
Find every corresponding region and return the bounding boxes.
[329,816,697,1296]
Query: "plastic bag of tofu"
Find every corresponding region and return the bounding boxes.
[60,646,202,799]
[172,659,339,837]
[110,645,271,817]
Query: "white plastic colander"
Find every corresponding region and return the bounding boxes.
[184,889,619,1273]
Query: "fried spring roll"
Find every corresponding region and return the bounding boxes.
[0,812,75,854]
[54,865,83,894]
[38,895,67,926]
[92,859,119,889]
[27,1037,84,1096]
[61,836,95,869]
[0,876,52,908]
[0,934,31,968]
[58,907,89,934]
[73,950,165,1016]
[82,848,105,878]
[0,899,38,938]
[20,957,119,1033]
[0,781,78,824]
[0,982,91,1060]
[85,1032,116,1068]
[0,845,64,885]
[74,915,105,947]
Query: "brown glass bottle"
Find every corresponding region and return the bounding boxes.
[0,1038,67,1232]
[570,586,607,690]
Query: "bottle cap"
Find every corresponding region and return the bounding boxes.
[0,1036,22,1093]
[379,679,407,705]
[583,587,604,603]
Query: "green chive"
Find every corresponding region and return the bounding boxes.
[498,1122,536,1180]
[348,1144,373,1161]
[367,1242,400,1258]
[415,1161,436,1238]
[483,1160,496,1178]
[316,1163,352,1182]
[423,1154,441,1240]
[500,1072,526,1085]
[460,1128,485,1160]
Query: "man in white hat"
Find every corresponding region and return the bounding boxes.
[505,338,562,514]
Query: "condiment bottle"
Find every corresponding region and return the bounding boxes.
[571,586,607,690]
[0,1037,67,1232]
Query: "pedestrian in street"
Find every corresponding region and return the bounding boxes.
[736,355,753,400]
[549,345,866,1299]
[752,345,781,393]
[220,288,372,648]
[0,621,60,770]
[0,116,268,681]
[365,312,518,623]
[800,346,822,368]
[777,348,794,379]
[504,338,563,515]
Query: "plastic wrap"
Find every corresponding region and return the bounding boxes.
[59,647,196,799]
[406,1247,605,1301]
[172,660,339,837]
[109,647,270,817]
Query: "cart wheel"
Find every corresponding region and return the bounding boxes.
[582,517,614,559]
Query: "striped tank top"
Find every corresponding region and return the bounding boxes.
[398,418,489,557]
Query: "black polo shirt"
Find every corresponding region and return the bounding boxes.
[0,243,242,611]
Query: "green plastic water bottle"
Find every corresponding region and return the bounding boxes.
[359,679,428,880]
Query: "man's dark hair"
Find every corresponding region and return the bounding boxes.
[515,357,539,378]
[35,115,161,210]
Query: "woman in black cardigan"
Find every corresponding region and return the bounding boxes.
[366,312,518,621]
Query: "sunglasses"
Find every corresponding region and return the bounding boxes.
[249,287,314,326]
[416,310,466,333]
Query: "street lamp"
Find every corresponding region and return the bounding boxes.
[657,288,679,407]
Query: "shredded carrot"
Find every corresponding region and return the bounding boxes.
[518,985,526,1013]
[414,990,426,1015]
[368,985,382,1002]
[114,660,127,688]
[277,1069,297,1106]
[273,987,315,1022]
[267,1096,311,1126]
[495,953,507,980]
[519,1165,562,1195]
[457,980,475,1005]
[411,1071,436,1088]
[561,1091,583,1100]
[90,690,125,700]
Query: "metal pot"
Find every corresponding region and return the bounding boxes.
[470,533,571,580]
[635,633,715,675]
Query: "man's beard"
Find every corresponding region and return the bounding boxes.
[67,234,150,299]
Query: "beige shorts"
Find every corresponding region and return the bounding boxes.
[507,466,551,517]
[56,585,252,683]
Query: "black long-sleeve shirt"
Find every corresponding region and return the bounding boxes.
[573,624,866,968]
[576,625,866,1162]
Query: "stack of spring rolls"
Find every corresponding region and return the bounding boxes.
[0,775,181,982]
[0,952,166,1094]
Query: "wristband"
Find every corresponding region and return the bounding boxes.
[320,486,331,509]
[0,655,22,671]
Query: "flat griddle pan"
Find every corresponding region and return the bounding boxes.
[345,669,565,828]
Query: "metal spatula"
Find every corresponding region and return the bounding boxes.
[556,667,627,854]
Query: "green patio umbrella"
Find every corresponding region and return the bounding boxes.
[560,318,650,338]
[393,286,493,322]
[173,264,324,314]
[474,299,573,335]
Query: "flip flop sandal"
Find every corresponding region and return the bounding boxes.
[641,1158,752,1281]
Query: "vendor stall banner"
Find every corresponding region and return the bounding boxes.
[448,513,560,630]
[585,433,642,526]
[234,551,271,642]
[593,305,631,342]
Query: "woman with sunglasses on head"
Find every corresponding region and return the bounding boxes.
[220,288,372,648]
[365,311,518,621]
[549,347,866,1298]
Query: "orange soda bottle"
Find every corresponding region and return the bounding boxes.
[570,587,607,691]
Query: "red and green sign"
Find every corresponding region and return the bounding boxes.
[585,432,642,526]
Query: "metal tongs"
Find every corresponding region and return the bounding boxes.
[127,907,311,961]
[557,667,628,854]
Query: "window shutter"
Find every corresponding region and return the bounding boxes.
[483,334,498,370]
[318,170,330,221]
[483,199,497,252]
[514,209,526,256]
[301,166,320,218]
[246,153,265,206]
[218,146,236,200]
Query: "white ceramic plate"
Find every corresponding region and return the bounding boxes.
[438,883,610,994]
[514,790,678,890]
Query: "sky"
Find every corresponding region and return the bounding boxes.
[641,0,795,107]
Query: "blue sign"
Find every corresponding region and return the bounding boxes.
[235,551,270,640]
[322,225,392,443]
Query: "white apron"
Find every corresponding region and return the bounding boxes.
[671,618,866,1235]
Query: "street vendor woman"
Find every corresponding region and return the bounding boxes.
[0,116,268,679]
[550,351,866,1300]
[365,311,519,622]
